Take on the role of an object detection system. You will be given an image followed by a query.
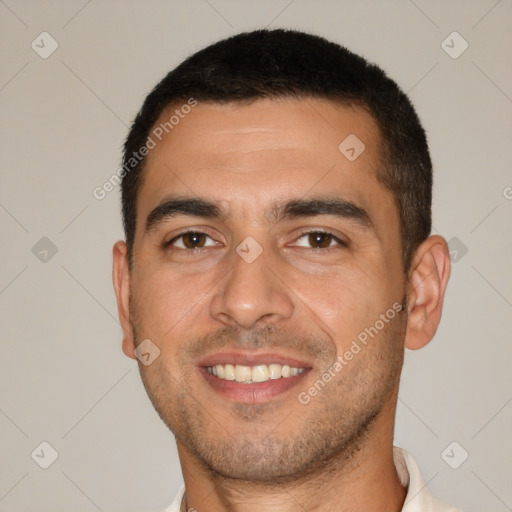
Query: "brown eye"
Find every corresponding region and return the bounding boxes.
[181,232,207,248]
[296,231,347,249]
[166,232,217,250]
[294,231,345,249]
[308,232,334,248]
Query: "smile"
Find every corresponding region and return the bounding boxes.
[206,363,306,383]
[198,352,311,402]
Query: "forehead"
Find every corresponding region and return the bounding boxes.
[146,97,381,169]
[136,97,392,227]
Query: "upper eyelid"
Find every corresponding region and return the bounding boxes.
[164,225,219,241]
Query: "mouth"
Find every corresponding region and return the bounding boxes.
[197,353,312,403]
[206,363,306,383]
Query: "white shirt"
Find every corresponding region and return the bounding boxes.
[163,447,460,511]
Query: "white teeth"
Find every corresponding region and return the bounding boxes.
[206,363,305,383]
[235,365,252,382]
[252,365,269,382]
[224,364,235,380]
[215,364,224,379]
[268,364,282,379]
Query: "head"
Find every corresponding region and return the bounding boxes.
[113,29,450,483]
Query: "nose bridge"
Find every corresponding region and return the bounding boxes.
[210,240,294,329]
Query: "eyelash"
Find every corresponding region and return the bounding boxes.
[163,229,348,252]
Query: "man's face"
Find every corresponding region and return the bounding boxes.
[126,98,407,481]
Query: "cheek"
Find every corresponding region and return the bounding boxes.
[297,263,398,350]
[131,267,204,341]
[131,258,234,350]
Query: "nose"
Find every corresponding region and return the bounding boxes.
[209,244,294,330]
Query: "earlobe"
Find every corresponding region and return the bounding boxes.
[112,241,136,359]
[404,235,451,350]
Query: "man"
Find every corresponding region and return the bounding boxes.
[112,29,458,511]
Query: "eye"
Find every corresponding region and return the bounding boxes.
[165,231,219,250]
[293,231,347,249]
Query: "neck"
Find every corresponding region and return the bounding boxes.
[177,417,406,512]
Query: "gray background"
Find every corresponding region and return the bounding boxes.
[1,0,511,511]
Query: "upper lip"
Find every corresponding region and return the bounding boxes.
[197,352,312,368]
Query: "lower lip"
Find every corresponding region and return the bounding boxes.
[199,367,311,403]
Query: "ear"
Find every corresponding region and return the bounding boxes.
[404,235,451,350]
[112,241,136,359]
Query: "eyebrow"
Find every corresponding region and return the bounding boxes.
[145,195,374,233]
[145,197,226,232]
[270,197,374,229]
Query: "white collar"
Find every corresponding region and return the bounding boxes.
[394,447,460,511]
